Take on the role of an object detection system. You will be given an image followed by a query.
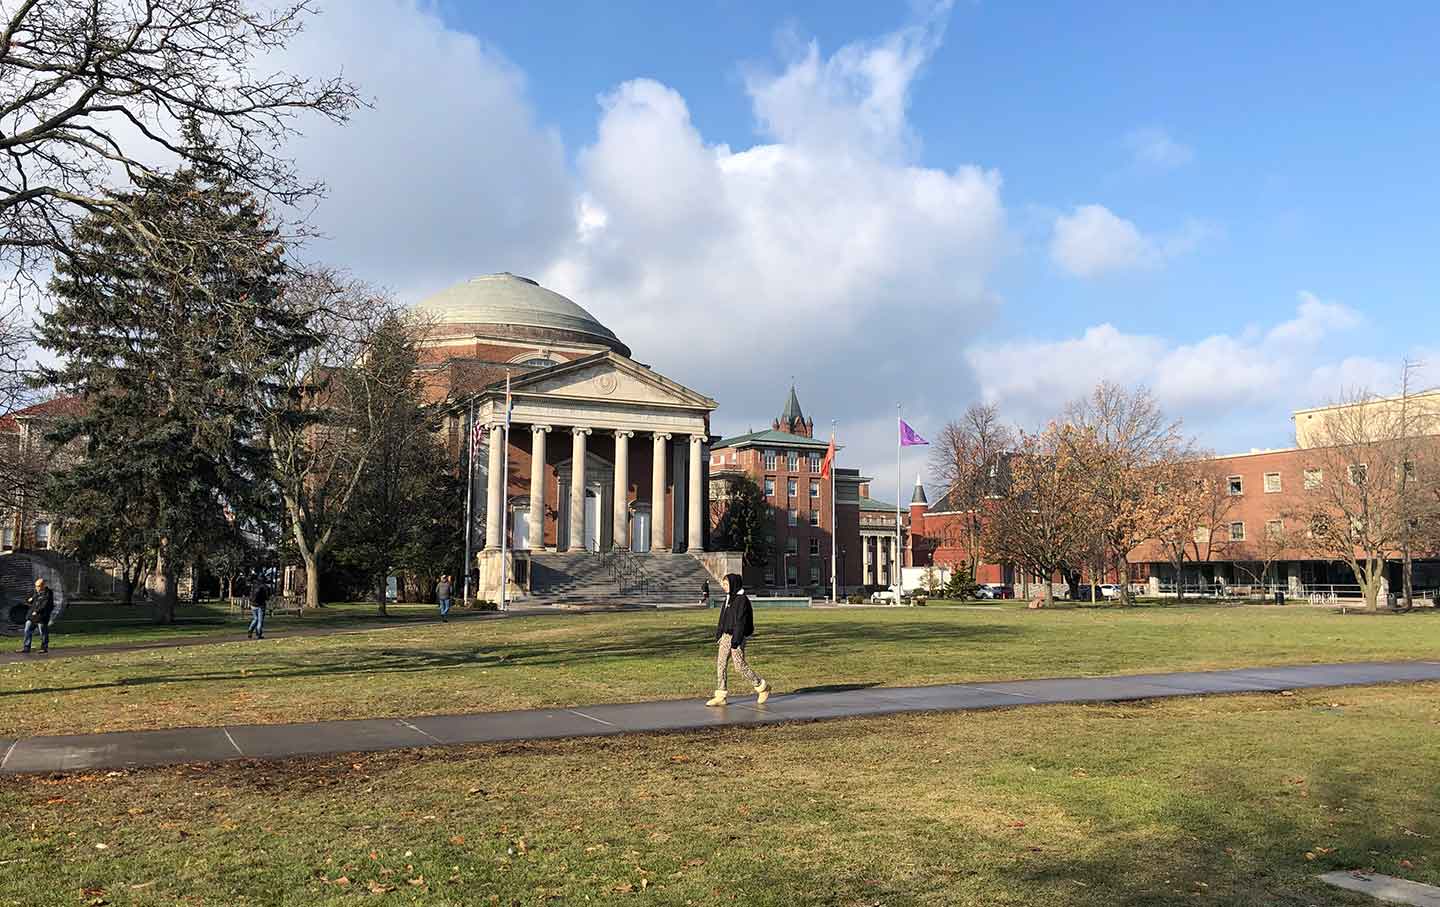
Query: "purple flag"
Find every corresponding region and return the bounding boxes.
[899,419,928,447]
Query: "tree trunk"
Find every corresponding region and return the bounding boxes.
[120,577,134,607]
[375,575,388,617]
[1117,558,1133,606]
[154,562,177,625]
[304,553,321,610]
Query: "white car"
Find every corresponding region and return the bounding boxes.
[1098,584,1121,600]
[869,589,898,603]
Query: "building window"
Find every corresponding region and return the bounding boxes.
[787,478,797,498]
[809,538,819,556]
[1229,521,1245,542]
[764,477,775,497]
[786,537,798,554]
[809,564,821,583]
[1227,476,1244,496]
[33,521,50,550]
[0,527,12,550]
[786,564,798,585]
[787,450,799,471]
[519,357,553,368]
[1266,519,1284,539]
[763,566,775,585]
[808,452,821,473]
[809,510,819,527]
[810,480,820,499]
[1193,526,1210,544]
[763,449,777,470]
[1304,468,1323,489]
[787,509,798,527]
[1263,472,1281,493]
[1349,463,1368,485]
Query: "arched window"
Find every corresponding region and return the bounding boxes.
[520,357,554,368]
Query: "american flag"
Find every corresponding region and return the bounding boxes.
[471,414,485,455]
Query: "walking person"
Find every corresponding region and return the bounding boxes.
[19,577,55,654]
[246,576,269,640]
[706,573,771,707]
[436,574,453,621]
[699,578,710,608]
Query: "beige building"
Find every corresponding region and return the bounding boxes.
[1293,389,1440,448]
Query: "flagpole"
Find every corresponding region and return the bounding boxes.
[462,401,475,605]
[895,402,902,604]
[498,373,512,612]
[830,420,837,603]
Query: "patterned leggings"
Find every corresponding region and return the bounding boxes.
[716,633,762,690]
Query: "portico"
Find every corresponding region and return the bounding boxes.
[466,351,717,598]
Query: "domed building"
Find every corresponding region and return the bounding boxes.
[415,274,722,603]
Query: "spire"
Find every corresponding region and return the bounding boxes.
[910,474,928,505]
[773,384,814,437]
[781,385,804,425]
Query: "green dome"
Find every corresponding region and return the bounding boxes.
[415,273,628,355]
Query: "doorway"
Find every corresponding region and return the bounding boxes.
[584,489,600,552]
[512,506,530,550]
[632,510,651,553]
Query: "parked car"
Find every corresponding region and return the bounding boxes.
[1099,584,1120,600]
[870,589,897,603]
[973,586,997,600]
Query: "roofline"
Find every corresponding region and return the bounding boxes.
[1292,388,1440,417]
[456,350,718,413]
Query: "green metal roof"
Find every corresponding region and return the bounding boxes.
[711,428,831,451]
[858,496,898,512]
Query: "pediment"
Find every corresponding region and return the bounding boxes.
[514,354,715,410]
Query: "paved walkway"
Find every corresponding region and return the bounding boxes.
[3,660,1437,775]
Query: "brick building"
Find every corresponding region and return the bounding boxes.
[710,387,901,595]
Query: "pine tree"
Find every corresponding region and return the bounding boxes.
[37,120,313,623]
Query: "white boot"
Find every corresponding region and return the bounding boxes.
[754,679,771,705]
[705,689,728,707]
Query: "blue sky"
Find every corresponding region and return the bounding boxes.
[282,1,1439,502]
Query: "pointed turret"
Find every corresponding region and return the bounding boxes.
[772,385,815,437]
[910,474,929,506]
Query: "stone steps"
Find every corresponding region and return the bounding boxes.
[528,552,714,606]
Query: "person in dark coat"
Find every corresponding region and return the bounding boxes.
[699,579,710,607]
[19,577,55,654]
[706,573,771,706]
[247,577,270,640]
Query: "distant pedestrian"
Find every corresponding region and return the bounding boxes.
[706,573,770,707]
[247,577,270,640]
[436,575,453,621]
[699,578,710,608]
[19,577,55,654]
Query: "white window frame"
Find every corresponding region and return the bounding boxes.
[808,510,819,527]
[1303,468,1323,490]
[764,477,775,498]
[1263,472,1281,493]
[787,478,798,498]
[809,538,819,556]
[786,537,798,554]
[1266,519,1284,539]
[1349,463,1368,485]
[809,480,820,499]
[0,527,12,550]
[1228,521,1245,542]
[808,452,821,473]
[762,449,777,470]
[33,521,50,550]
[787,450,799,471]
[1227,475,1244,496]
[1193,526,1210,544]
[787,509,798,527]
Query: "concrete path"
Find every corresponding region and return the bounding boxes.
[3,660,1438,775]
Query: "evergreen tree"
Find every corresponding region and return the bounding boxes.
[36,121,312,623]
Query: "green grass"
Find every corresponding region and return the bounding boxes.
[4,604,1438,738]
[2,682,1436,906]
[24,600,451,649]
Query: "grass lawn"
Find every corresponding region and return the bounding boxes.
[3,604,1438,738]
[2,682,1437,906]
[15,600,452,649]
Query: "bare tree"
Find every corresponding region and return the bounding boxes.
[1232,519,1297,597]
[929,402,1013,583]
[0,0,361,280]
[254,269,400,610]
[1061,383,1186,604]
[1287,387,1440,612]
[1149,456,1235,600]
[983,424,1087,607]
[0,304,39,509]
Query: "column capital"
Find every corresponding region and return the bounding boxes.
[688,433,705,443]
[530,424,552,435]
[652,431,671,441]
[613,429,635,440]
[570,426,592,436]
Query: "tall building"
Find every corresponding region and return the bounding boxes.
[710,387,903,594]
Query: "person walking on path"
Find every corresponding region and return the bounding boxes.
[436,575,454,621]
[706,573,771,707]
[246,577,270,640]
[699,578,710,608]
[19,577,55,654]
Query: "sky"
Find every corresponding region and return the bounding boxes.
[271,0,1440,504]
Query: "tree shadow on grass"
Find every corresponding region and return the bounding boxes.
[1,617,1022,699]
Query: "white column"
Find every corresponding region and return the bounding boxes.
[687,433,704,552]
[485,423,504,550]
[528,425,549,550]
[613,430,633,549]
[651,432,670,552]
[863,535,873,585]
[569,427,590,550]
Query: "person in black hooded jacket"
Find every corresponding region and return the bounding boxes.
[706,573,771,706]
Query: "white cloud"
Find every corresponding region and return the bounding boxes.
[276,0,574,298]
[542,4,1007,497]
[1125,126,1193,169]
[965,292,1388,447]
[1049,205,1211,278]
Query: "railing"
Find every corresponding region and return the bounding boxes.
[590,548,650,596]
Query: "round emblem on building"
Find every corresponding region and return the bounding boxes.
[595,372,619,396]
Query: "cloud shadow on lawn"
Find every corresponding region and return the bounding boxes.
[0,616,1022,699]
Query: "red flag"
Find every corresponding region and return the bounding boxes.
[820,437,836,478]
